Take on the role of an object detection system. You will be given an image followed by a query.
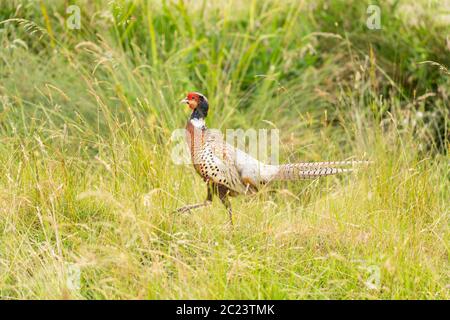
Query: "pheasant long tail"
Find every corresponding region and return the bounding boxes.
[288,160,372,168]
[272,160,371,180]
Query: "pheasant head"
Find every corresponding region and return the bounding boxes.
[181,92,209,119]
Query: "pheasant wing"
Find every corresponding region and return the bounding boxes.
[195,132,247,195]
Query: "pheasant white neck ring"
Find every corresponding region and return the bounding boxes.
[190,118,206,129]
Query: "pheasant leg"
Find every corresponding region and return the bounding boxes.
[174,201,212,213]
[174,185,214,213]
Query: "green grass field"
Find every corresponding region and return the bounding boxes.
[0,0,448,299]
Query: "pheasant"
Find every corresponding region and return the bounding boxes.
[176,92,370,224]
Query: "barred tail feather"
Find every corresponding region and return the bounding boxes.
[293,160,372,168]
[274,164,354,180]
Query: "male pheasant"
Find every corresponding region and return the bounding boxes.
[176,92,370,224]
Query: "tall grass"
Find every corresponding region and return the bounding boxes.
[0,0,448,299]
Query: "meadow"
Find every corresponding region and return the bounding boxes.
[0,0,448,299]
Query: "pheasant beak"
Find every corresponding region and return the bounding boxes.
[181,97,197,110]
